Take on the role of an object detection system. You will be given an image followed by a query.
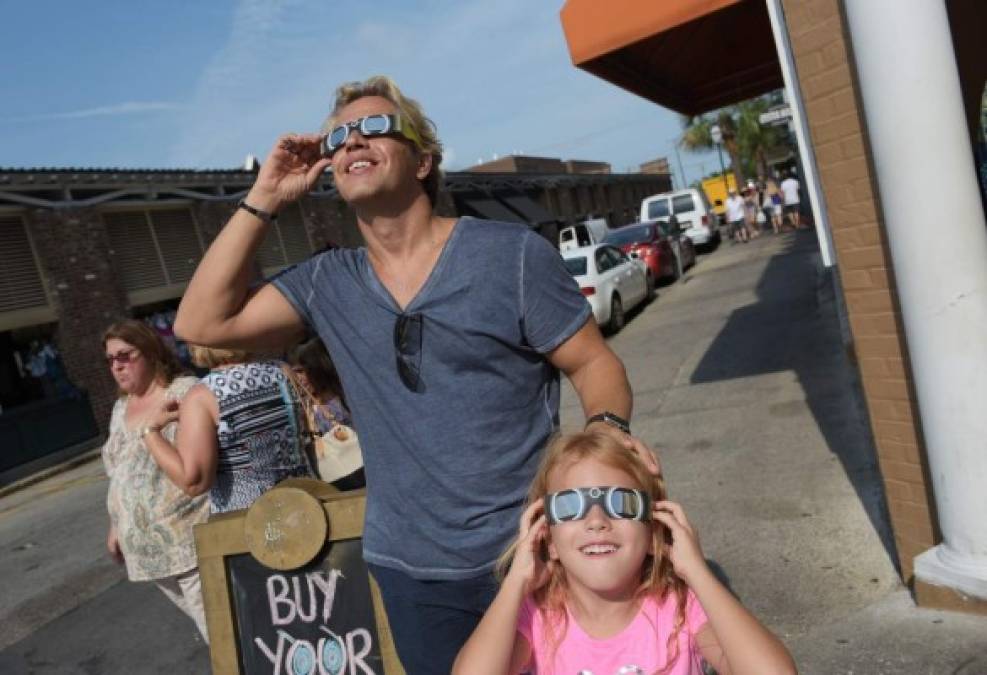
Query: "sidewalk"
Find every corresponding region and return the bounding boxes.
[0,446,102,500]
[561,230,987,673]
[3,230,985,673]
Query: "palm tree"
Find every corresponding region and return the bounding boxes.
[680,95,789,185]
[734,99,787,179]
[680,109,746,187]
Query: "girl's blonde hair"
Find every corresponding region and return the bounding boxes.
[497,431,689,671]
[323,75,444,206]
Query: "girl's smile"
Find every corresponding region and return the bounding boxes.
[546,457,652,598]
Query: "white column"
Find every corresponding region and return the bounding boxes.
[844,0,987,599]
[765,0,836,268]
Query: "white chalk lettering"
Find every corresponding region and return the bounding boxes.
[311,570,343,623]
[256,626,376,675]
[286,637,317,675]
[268,574,296,626]
[267,570,343,627]
[255,632,286,675]
[293,575,317,623]
[345,628,374,675]
[318,627,347,675]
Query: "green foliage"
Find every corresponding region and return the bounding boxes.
[679,94,789,184]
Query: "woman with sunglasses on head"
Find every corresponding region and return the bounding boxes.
[101,320,211,642]
[454,432,796,675]
[143,346,314,514]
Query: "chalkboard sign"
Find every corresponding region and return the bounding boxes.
[195,480,403,675]
[228,540,382,674]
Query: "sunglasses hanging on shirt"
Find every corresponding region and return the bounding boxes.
[393,312,424,392]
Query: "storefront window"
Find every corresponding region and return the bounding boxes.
[0,323,79,413]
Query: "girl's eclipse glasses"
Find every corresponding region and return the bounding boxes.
[322,114,423,158]
[544,486,650,526]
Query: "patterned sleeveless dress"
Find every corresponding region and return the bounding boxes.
[200,361,313,513]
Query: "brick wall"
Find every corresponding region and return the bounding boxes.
[25,208,129,433]
[781,0,938,584]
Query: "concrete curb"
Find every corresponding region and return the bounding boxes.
[0,447,103,500]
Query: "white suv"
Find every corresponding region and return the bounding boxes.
[640,188,721,248]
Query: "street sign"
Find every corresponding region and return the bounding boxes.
[759,106,793,125]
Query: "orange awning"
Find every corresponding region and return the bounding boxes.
[560,0,784,115]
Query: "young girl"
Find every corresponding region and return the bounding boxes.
[454,432,797,675]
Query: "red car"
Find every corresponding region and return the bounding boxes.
[603,220,695,283]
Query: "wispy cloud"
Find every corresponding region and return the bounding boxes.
[168,0,699,175]
[7,101,184,122]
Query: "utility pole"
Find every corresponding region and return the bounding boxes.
[671,139,687,190]
[711,124,729,193]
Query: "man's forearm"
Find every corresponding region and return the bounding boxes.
[174,187,279,344]
[569,348,632,422]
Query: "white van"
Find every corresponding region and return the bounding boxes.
[640,189,720,248]
[559,217,609,252]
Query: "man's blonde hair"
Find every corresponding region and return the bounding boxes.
[323,75,444,206]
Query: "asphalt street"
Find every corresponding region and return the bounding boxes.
[1,230,985,674]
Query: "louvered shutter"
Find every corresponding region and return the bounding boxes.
[0,216,48,312]
[150,209,203,283]
[279,204,312,264]
[257,226,287,268]
[104,211,167,290]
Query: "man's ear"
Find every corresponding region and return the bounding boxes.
[415,151,432,180]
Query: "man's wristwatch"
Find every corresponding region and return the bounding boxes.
[585,412,631,435]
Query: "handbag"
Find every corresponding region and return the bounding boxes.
[282,365,364,483]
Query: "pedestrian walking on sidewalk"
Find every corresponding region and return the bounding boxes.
[781,170,804,229]
[765,177,785,234]
[725,189,749,243]
[172,75,656,674]
[100,320,210,642]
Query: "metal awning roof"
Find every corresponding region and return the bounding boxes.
[455,193,527,224]
[560,0,784,115]
[499,191,559,226]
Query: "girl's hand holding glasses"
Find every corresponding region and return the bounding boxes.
[653,500,709,586]
[506,501,550,593]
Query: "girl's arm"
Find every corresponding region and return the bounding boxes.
[654,501,797,675]
[452,502,547,675]
[451,574,532,675]
[145,385,220,498]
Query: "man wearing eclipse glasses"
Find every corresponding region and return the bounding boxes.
[175,75,656,673]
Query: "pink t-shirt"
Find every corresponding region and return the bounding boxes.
[517,591,709,675]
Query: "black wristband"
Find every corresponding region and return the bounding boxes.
[237,199,278,225]
[585,412,630,434]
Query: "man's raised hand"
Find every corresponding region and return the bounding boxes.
[250,133,333,212]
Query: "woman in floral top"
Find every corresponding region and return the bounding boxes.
[101,320,210,641]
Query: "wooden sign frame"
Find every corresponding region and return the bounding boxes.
[195,480,404,674]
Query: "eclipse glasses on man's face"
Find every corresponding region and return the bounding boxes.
[544,486,651,526]
[321,113,423,158]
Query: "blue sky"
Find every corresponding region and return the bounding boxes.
[0,0,717,184]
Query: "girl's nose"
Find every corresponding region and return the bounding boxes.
[583,504,611,530]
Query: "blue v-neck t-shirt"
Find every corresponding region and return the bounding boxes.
[272,217,591,579]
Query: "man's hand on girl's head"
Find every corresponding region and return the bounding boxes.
[586,422,661,475]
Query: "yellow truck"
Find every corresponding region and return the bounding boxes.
[701,173,737,217]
